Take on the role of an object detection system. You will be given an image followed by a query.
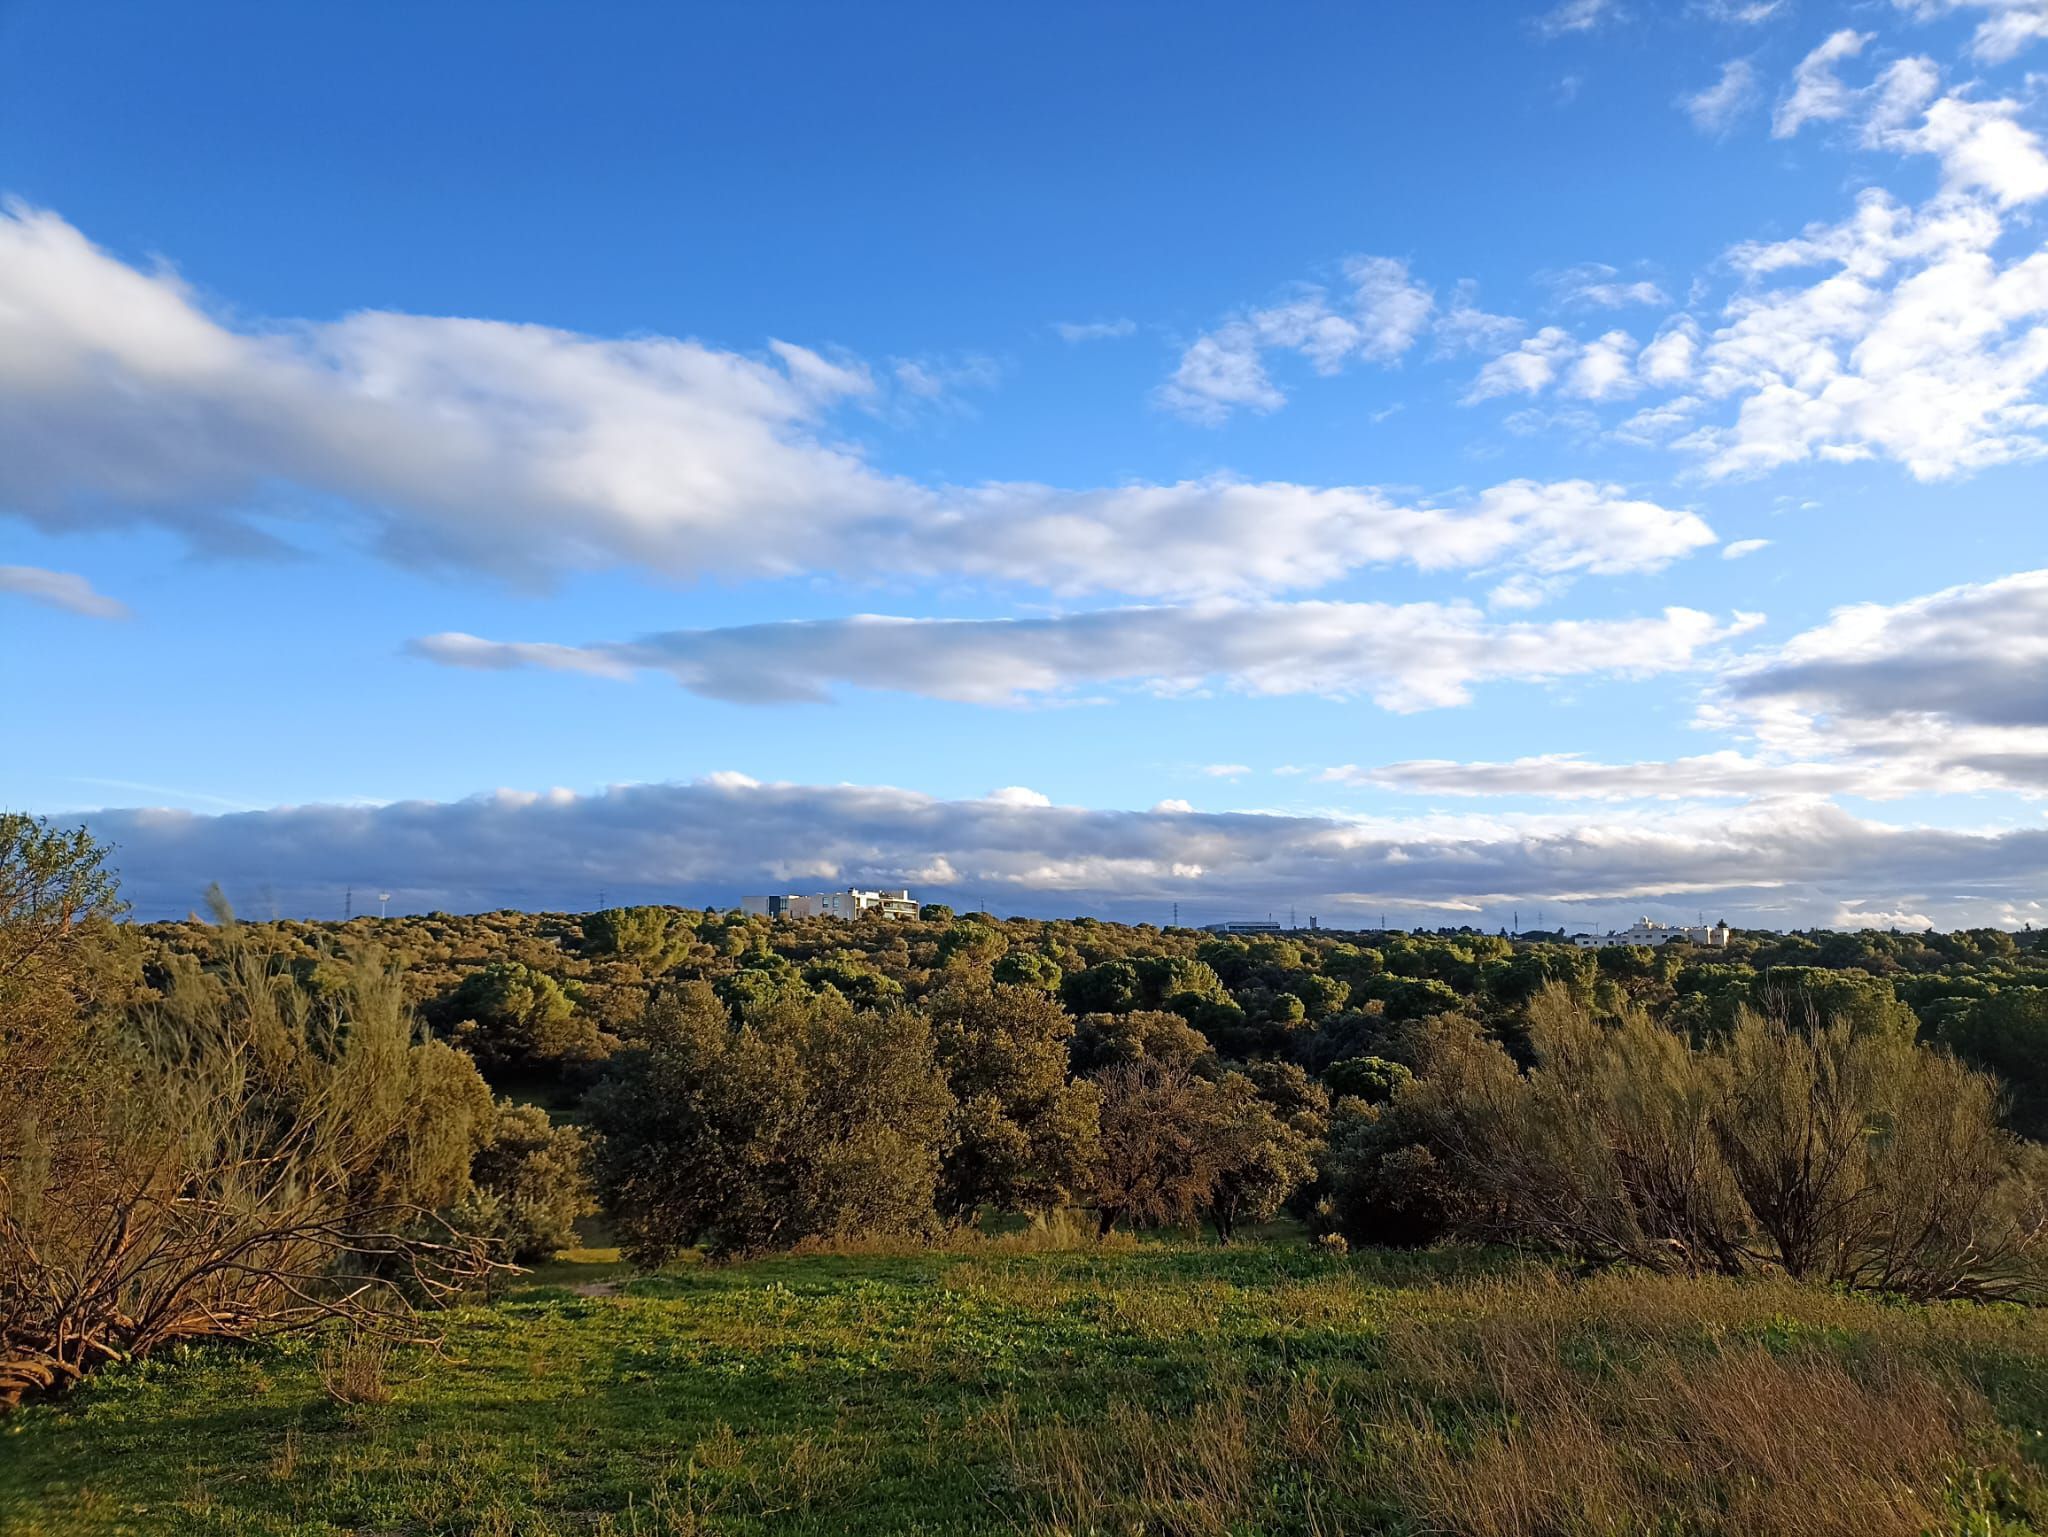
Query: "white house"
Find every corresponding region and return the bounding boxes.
[1570,917,1730,949]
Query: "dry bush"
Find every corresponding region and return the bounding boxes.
[1403,985,2048,1299]
[318,1331,396,1406]
[2,908,503,1409]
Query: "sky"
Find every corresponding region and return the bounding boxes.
[5,0,2048,930]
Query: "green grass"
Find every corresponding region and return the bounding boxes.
[6,1236,2048,1536]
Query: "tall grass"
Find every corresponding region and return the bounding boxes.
[1000,1267,2048,1537]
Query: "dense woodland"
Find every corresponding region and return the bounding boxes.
[7,808,2048,1410]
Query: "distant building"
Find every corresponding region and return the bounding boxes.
[741,888,919,922]
[1570,917,1730,949]
[1201,920,1283,935]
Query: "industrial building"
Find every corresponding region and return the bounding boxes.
[740,888,919,922]
[1570,917,1730,949]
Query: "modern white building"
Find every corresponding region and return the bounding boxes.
[739,894,809,920]
[741,888,919,922]
[1571,917,1730,949]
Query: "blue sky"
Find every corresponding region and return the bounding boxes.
[5,0,2048,927]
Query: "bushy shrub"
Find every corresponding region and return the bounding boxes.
[460,1101,596,1262]
[1323,984,2048,1299]
[585,983,954,1261]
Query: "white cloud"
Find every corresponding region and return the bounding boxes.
[76,776,2048,930]
[1158,257,1433,422]
[1683,58,1762,134]
[1464,327,1582,401]
[985,786,1053,808]
[1773,29,1872,139]
[1433,280,1526,356]
[1467,325,1645,403]
[1892,0,2048,63]
[1613,396,1703,444]
[1638,320,1701,386]
[1201,764,1253,779]
[1551,264,1672,309]
[412,599,1752,713]
[1688,189,2048,479]
[1344,750,1914,800]
[1694,0,1789,21]
[920,477,1717,599]
[1053,318,1137,343]
[0,564,128,619]
[1770,40,2048,206]
[1340,567,2048,805]
[0,208,1712,601]
[1536,0,1623,37]
[1566,329,1642,399]
[1722,537,1773,557]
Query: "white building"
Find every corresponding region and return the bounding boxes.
[741,888,919,922]
[1571,917,1730,949]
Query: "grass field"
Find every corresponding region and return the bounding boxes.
[7,1233,2048,1536]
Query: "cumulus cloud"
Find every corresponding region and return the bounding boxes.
[1773,29,1872,138]
[1157,257,1433,422]
[1682,58,1762,134]
[1687,189,2048,479]
[1726,566,2048,735]
[0,563,128,619]
[1468,327,1646,403]
[412,599,1754,712]
[0,208,1719,601]
[1721,537,1773,557]
[1771,40,2048,205]
[1334,567,2048,805]
[1433,280,1526,356]
[1892,0,2048,63]
[75,777,2048,930]
[922,477,1717,599]
[1464,327,1583,401]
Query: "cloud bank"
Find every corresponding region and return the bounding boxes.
[79,777,2048,930]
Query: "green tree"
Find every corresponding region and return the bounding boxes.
[992,950,1063,994]
[1063,960,1142,1016]
[1202,1072,1319,1242]
[432,961,601,1072]
[581,906,690,969]
[1070,1009,1214,1074]
[936,922,1008,971]
[926,983,1099,1221]
[1322,1055,1413,1105]
[1940,988,2048,1139]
